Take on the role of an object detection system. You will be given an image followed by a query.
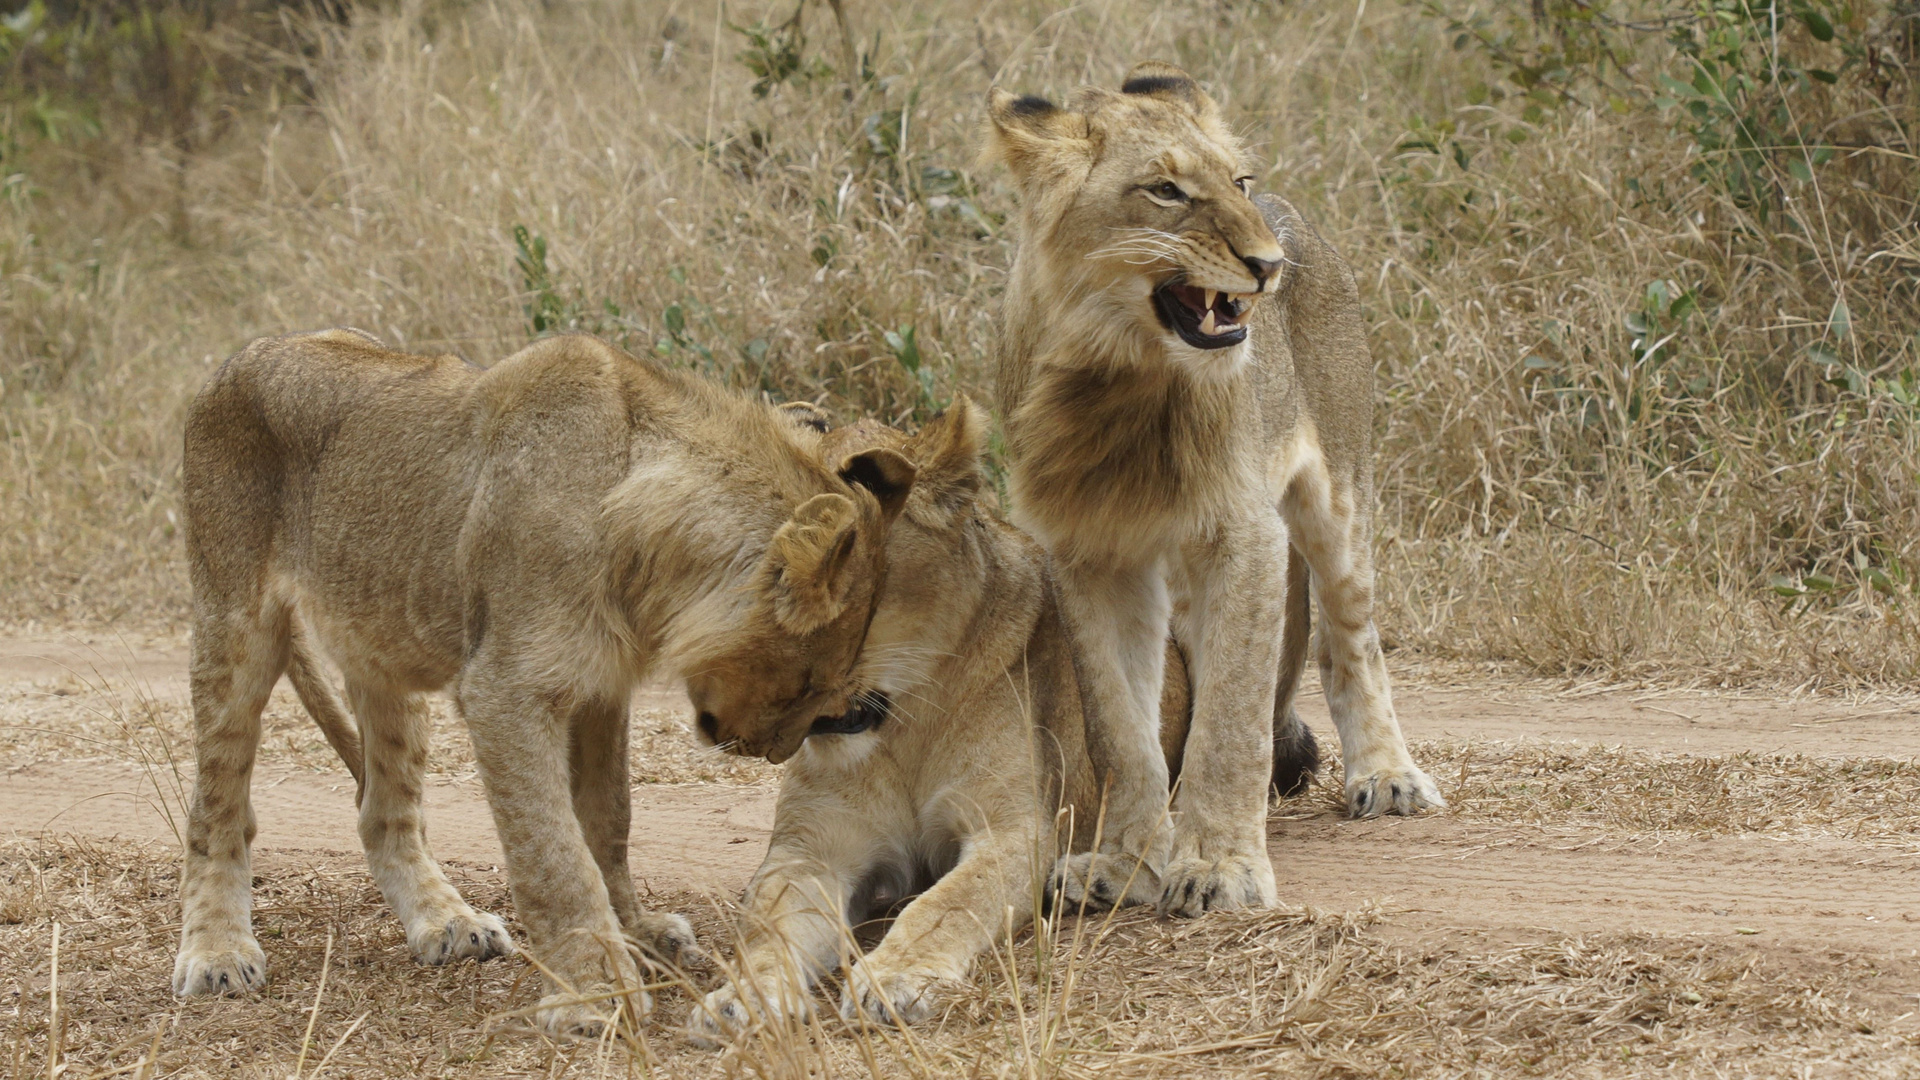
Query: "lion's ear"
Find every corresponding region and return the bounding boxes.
[838,447,917,524]
[1119,61,1225,129]
[911,394,989,509]
[765,493,862,635]
[984,87,1090,184]
[777,401,831,433]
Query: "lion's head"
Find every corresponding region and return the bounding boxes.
[733,396,996,765]
[986,61,1285,373]
[664,437,917,765]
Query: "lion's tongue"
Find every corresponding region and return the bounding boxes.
[1165,283,1213,335]
[1170,284,1239,336]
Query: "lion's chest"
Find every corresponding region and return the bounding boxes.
[1006,362,1255,564]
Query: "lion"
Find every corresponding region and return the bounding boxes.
[985,62,1443,918]
[175,329,915,1036]
[690,400,1309,1038]
[687,401,1047,1035]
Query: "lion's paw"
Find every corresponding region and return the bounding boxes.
[1346,763,1445,818]
[1158,854,1276,918]
[408,909,514,967]
[631,911,699,971]
[838,963,949,1026]
[172,938,269,997]
[533,984,651,1039]
[1048,851,1161,912]
[686,980,811,1048]
[686,985,751,1048]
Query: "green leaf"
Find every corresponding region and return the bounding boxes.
[1769,575,1804,597]
[1803,573,1836,592]
[1669,292,1698,322]
[662,303,685,336]
[1812,146,1834,165]
[1787,157,1813,182]
[883,325,921,372]
[1808,68,1837,84]
[1828,299,1851,342]
[1798,9,1834,41]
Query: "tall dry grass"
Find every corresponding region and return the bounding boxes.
[1,0,1915,686]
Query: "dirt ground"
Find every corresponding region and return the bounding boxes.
[3,632,1917,1078]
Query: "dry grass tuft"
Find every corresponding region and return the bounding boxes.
[1,836,1911,1080]
[1419,739,1920,843]
[1,0,1916,686]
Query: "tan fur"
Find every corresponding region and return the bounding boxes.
[986,63,1442,917]
[175,330,915,1036]
[689,404,1240,1038]
[690,402,1064,1035]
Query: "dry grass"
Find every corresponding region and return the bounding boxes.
[1,0,1916,686]
[4,665,1918,1077]
[1,836,1912,1080]
[1420,739,1920,844]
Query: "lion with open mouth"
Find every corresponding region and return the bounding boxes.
[988,61,1444,917]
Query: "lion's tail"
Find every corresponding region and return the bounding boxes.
[1271,545,1321,797]
[285,616,366,799]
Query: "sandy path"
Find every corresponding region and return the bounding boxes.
[4,635,1917,1015]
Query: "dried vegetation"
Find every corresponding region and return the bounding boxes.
[1,836,1912,1080]
[1,0,1917,686]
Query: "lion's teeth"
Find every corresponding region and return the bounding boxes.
[1200,310,1217,335]
[1204,289,1218,311]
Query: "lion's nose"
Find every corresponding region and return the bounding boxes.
[1241,254,1281,288]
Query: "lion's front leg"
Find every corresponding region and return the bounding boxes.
[1047,559,1173,911]
[691,838,865,1045]
[569,695,696,971]
[458,664,650,1039]
[840,825,1038,1026]
[1161,513,1288,917]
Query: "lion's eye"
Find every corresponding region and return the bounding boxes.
[1235,176,1254,197]
[1144,180,1188,205]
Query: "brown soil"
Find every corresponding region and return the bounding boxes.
[2,634,1917,1077]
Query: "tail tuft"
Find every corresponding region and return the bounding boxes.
[1271,708,1320,797]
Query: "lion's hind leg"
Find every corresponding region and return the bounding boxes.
[175,600,288,997]
[1282,467,1442,818]
[347,678,512,966]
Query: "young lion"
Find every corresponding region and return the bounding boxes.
[693,401,1247,1036]
[987,63,1443,918]
[176,330,915,1035]
[691,401,1063,1034]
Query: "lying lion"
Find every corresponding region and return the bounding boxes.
[175,330,915,1035]
[692,400,1321,1036]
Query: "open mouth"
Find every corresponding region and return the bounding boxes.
[1153,282,1255,350]
[808,690,891,737]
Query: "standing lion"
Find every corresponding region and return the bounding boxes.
[986,62,1443,917]
[175,330,914,1034]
